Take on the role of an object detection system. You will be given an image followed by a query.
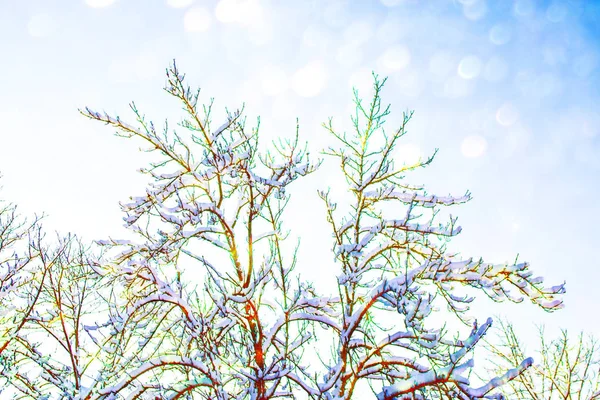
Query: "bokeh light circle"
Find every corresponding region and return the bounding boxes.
[461,135,487,158]
[458,55,482,79]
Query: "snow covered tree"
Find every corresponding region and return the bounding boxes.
[0,61,566,399]
[0,186,47,395]
[0,186,105,398]
[312,73,565,399]
[482,319,600,399]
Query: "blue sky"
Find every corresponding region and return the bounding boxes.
[1,0,599,359]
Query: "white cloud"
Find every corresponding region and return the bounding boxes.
[461,135,487,158]
[291,61,328,98]
[184,7,212,32]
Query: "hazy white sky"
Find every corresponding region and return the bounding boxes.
[1,0,599,356]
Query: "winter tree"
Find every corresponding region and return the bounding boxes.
[0,186,105,398]
[482,318,600,399]
[1,61,566,399]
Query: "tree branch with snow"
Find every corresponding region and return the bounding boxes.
[0,61,567,399]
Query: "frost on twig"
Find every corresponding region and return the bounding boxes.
[0,183,108,399]
[78,60,326,399]
[481,318,600,399]
[317,73,565,399]
[0,62,561,399]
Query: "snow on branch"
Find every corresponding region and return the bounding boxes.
[11,62,564,400]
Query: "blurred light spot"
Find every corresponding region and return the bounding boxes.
[496,103,519,126]
[336,44,362,68]
[514,0,535,16]
[291,61,327,97]
[85,0,117,7]
[323,1,349,28]
[236,80,263,111]
[247,24,272,46]
[380,0,406,6]
[27,14,56,37]
[303,25,331,49]
[461,110,485,132]
[167,0,194,7]
[489,23,511,45]
[574,144,600,169]
[375,16,408,45]
[462,0,487,20]
[514,69,538,97]
[542,46,567,66]
[343,20,373,47]
[429,51,455,80]
[483,56,508,82]
[538,73,562,98]
[393,70,423,97]
[584,2,600,24]
[184,7,211,32]
[536,145,562,170]
[461,135,487,158]
[260,65,288,97]
[512,222,520,232]
[546,2,568,22]
[348,67,374,97]
[271,94,297,124]
[583,118,599,139]
[108,51,160,83]
[443,76,471,98]
[458,55,482,79]
[216,0,263,28]
[396,143,422,165]
[380,45,411,71]
[215,0,238,22]
[573,52,599,77]
[505,126,531,155]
